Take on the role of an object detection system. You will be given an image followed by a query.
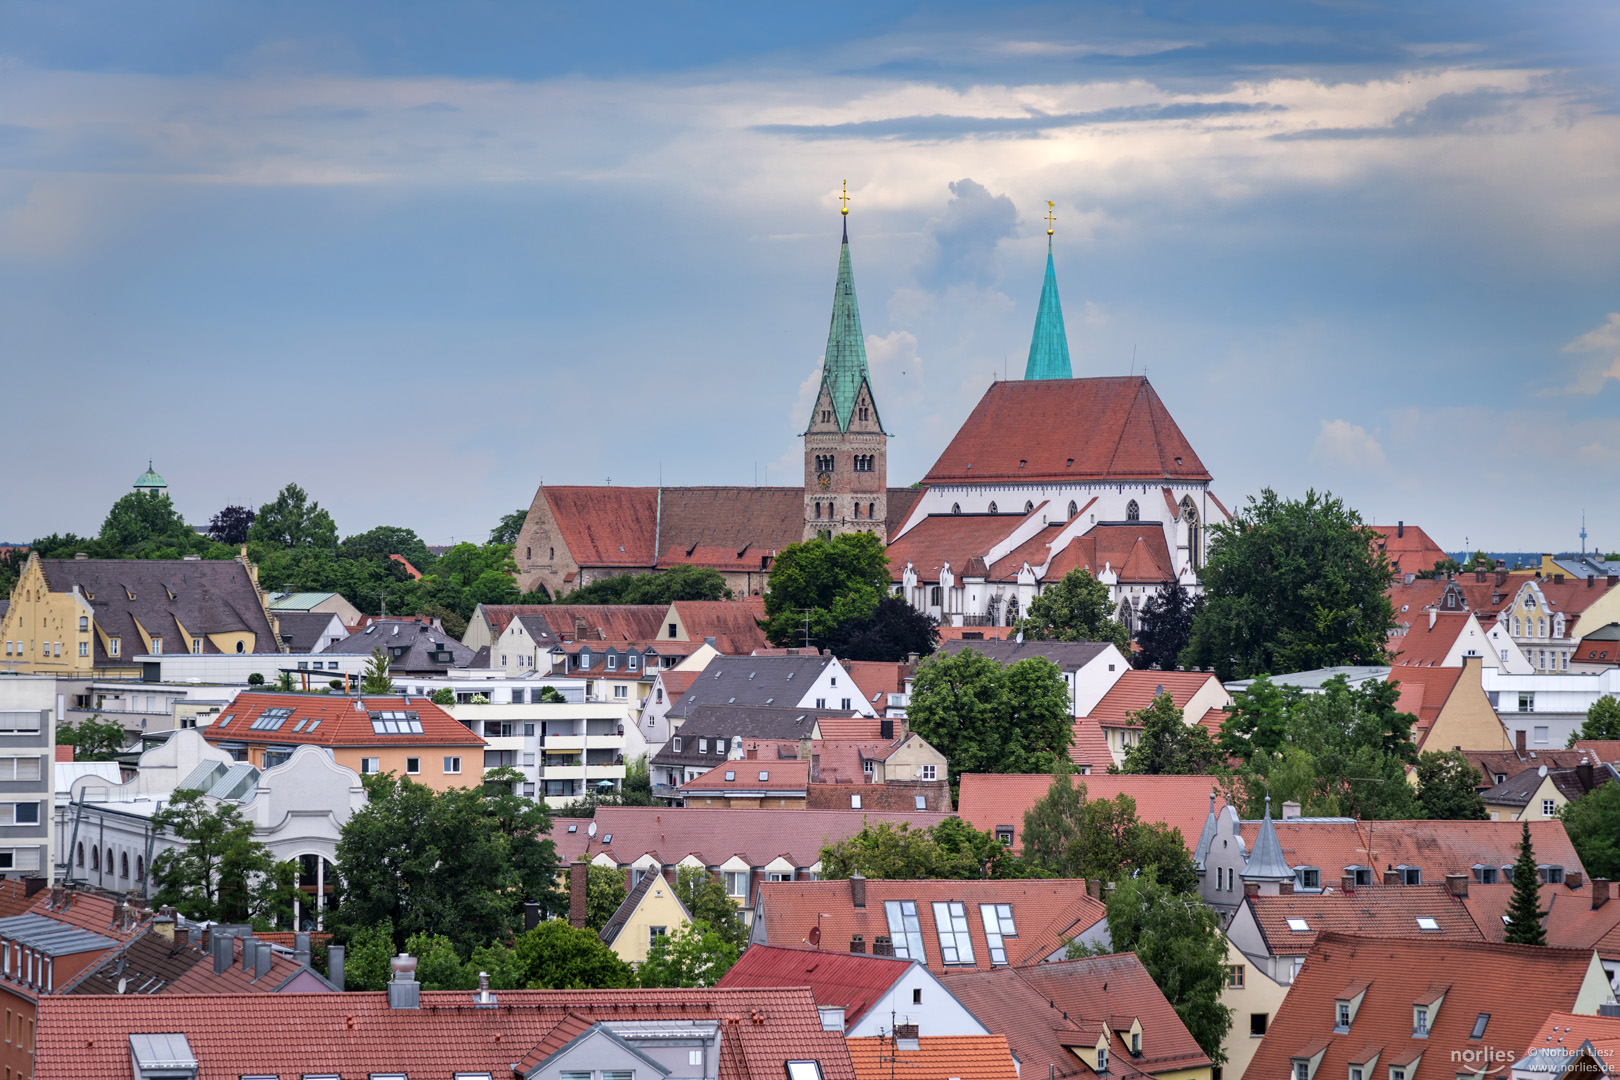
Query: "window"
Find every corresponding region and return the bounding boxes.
[78,642,88,657]
[932,901,976,965]
[0,759,41,782]
[1228,965,1245,988]
[150,637,162,654]
[628,653,639,670]
[850,794,861,808]
[1474,866,1499,884]
[672,737,682,752]
[1338,1003,1351,1027]
[787,1063,824,1080]
[884,900,926,961]
[1518,692,1535,712]
[252,707,296,732]
[1286,918,1310,932]
[0,804,39,826]
[1098,1047,1108,1073]
[1251,1014,1268,1037]
[614,685,628,699]
[78,616,88,632]
[1542,866,1565,884]
[913,988,923,1004]
[1470,1013,1490,1039]
[862,758,874,775]
[1351,1070,1363,1080]
[1126,500,1139,521]
[109,637,119,656]
[1296,1064,1309,1080]
[724,871,748,898]
[988,501,998,514]
[698,739,709,754]
[607,654,617,671]
[1415,917,1440,931]
[995,826,1014,845]
[1399,867,1422,885]
[1542,798,1557,816]
[406,757,420,774]
[649,925,667,946]
[980,903,1017,964]
[1534,726,1549,744]
[1298,868,1320,890]
[920,764,936,780]
[840,697,851,709]
[360,758,381,774]
[444,756,461,774]
[1414,1006,1428,1035]
[1131,1033,1140,1055]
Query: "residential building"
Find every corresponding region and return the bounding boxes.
[1226,666,1393,695]
[936,638,1130,718]
[65,923,336,996]
[1242,933,1616,1080]
[1513,1010,1620,1080]
[662,599,771,654]
[651,705,853,793]
[942,953,1214,1080]
[1084,668,1231,766]
[1479,760,1618,821]
[1387,656,1514,751]
[552,806,952,917]
[1,554,281,678]
[0,675,54,881]
[845,660,912,717]
[1367,522,1451,579]
[544,638,716,704]
[641,668,704,746]
[36,984,857,1080]
[1482,668,1620,751]
[1572,624,1620,672]
[266,589,362,626]
[1461,879,1620,991]
[1388,580,1528,672]
[718,944,991,1037]
[1499,574,1620,674]
[272,610,349,653]
[845,1034,1021,1080]
[1464,747,1599,788]
[449,700,639,806]
[666,653,876,725]
[201,692,485,792]
[956,772,1222,853]
[320,618,479,676]
[597,869,693,966]
[749,877,1110,967]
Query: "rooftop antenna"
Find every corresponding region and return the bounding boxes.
[1130,344,1136,375]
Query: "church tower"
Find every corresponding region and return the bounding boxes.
[1023,201,1073,380]
[804,189,887,541]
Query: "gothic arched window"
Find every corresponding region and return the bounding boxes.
[77,842,84,867]
[1024,501,1034,515]
[868,502,875,518]
[91,847,99,871]
[120,852,129,879]
[1182,497,1202,571]
[1068,501,1078,519]
[952,503,961,515]
[1126,500,1140,521]
[988,502,999,515]
[136,855,144,881]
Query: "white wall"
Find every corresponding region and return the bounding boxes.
[848,965,991,1038]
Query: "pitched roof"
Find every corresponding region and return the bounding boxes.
[883,512,1038,582]
[1461,882,1620,953]
[1085,669,1225,729]
[37,557,279,662]
[1025,245,1073,381]
[1241,886,1485,955]
[203,692,484,748]
[551,806,951,868]
[1245,933,1602,1080]
[1365,524,1450,576]
[668,654,844,719]
[671,598,770,653]
[921,377,1211,485]
[477,603,560,640]
[1387,611,1476,667]
[1228,818,1587,883]
[680,759,810,795]
[754,879,1106,970]
[35,986,856,1080]
[599,872,690,947]
[1463,748,1594,786]
[848,1035,1020,1080]
[956,773,1218,852]
[1575,740,1620,763]
[1524,1011,1620,1070]
[1068,718,1116,772]
[321,618,478,673]
[1384,664,1462,735]
[716,943,914,1026]
[843,662,908,709]
[272,610,345,653]
[939,638,1111,672]
[1244,800,1297,881]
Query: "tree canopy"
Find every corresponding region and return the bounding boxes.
[1560,781,1620,881]
[149,789,299,927]
[490,509,528,546]
[762,532,890,647]
[1015,569,1130,654]
[637,921,741,987]
[1181,488,1396,679]
[1133,580,1199,671]
[1568,695,1620,746]
[57,715,129,761]
[823,595,938,662]
[819,818,1031,880]
[1414,750,1488,820]
[905,648,1073,785]
[1021,766,1197,892]
[207,505,256,545]
[563,565,730,605]
[1116,693,1223,775]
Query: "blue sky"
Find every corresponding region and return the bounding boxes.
[4,1,1619,552]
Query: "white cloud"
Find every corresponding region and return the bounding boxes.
[1546,312,1620,394]
[1310,419,1389,473]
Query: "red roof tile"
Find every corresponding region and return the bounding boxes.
[1461,882,1620,954]
[672,598,770,653]
[681,759,810,793]
[817,716,885,741]
[884,513,1036,582]
[847,1035,1020,1080]
[1244,933,1602,1080]
[922,378,1211,484]
[1385,665,1461,734]
[716,943,912,1026]
[1387,611,1476,668]
[203,692,484,748]
[1085,670,1227,730]
[1230,818,1588,885]
[957,773,1218,852]
[1574,740,1620,763]
[1068,718,1116,772]
[844,661,907,708]
[36,986,855,1080]
[1366,524,1450,575]
[1114,535,1171,583]
[1523,1011,1620,1069]
[936,626,1015,643]
[1241,886,1485,955]
[1573,638,1620,665]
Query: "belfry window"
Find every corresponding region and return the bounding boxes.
[1126,500,1140,521]
[988,501,998,515]
[1068,501,1078,519]
[952,503,961,515]
[1025,501,1034,514]
[815,503,822,519]
[869,502,875,518]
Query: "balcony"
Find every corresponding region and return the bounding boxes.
[539,763,626,782]
[542,734,624,752]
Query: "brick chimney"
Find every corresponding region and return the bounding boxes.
[569,860,589,929]
[746,747,758,761]
[1281,801,1302,820]
[1383,869,1402,886]
[1516,729,1527,755]
[850,872,866,910]
[1567,871,1584,890]
[1445,873,1468,898]
[894,1023,920,1040]
[1244,882,1259,898]
[849,934,866,953]
[1279,880,1294,896]
[871,935,895,957]
[1340,875,1355,893]
[1577,761,1595,793]
[1593,878,1611,910]
[1497,570,1508,587]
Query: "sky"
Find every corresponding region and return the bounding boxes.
[3,1,1619,553]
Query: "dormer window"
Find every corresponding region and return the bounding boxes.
[1297,867,1321,890]
[1131,1033,1140,1056]
[698,739,708,754]
[1540,865,1564,884]
[1343,865,1372,886]
[1397,866,1422,885]
[1296,1064,1309,1080]
[1097,1046,1108,1074]
[1337,1003,1351,1028]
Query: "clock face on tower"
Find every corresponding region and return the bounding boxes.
[817,472,832,491]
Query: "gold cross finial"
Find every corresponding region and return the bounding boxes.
[1046,200,1056,236]
[840,180,850,216]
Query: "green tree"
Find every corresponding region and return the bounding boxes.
[99,491,200,556]
[586,864,628,932]
[672,866,751,949]
[149,789,288,924]
[825,596,938,662]
[466,940,530,990]
[342,526,433,571]
[1015,569,1130,653]
[490,510,529,546]
[1503,820,1548,946]
[1117,693,1223,775]
[1559,781,1620,881]
[430,687,455,705]
[250,483,339,550]
[56,715,129,760]
[1216,675,1293,763]
[1567,696,1620,746]
[762,532,890,647]
[638,921,740,987]
[1181,489,1396,680]
[344,918,398,991]
[1414,750,1488,820]
[819,819,1028,881]
[404,931,473,991]
[1072,871,1232,1063]
[360,647,394,694]
[206,505,257,546]
[539,686,567,704]
[1134,581,1199,671]
[905,649,1072,785]
[513,920,635,988]
[1020,765,1196,892]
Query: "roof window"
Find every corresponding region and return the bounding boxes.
[1470,1013,1489,1039]
[1286,918,1310,931]
[249,707,295,732]
[1415,917,1440,931]
[370,711,424,734]
[725,771,736,781]
[787,1063,825,1080]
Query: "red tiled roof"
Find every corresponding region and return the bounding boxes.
[681,759,810,793]
[1385,665,1461,734]
[1114,535,1171,582]
[1463,748,1594,786]
[1575,740,1620,763]
[1574,638,1620,665]
[716,943,912,1026]
[1520,575,1619,622]
[1524,1011,1620,1070]
[479,603,555,639]
[1242,886,1485,955]
[755,878,1106,970]
[921,377,1211,484]
[1231,818,1587,884]
[1387,611,1475,667]
[160,933,327,996]
[203,692,484,748]
[537,604,670,642]
[29,887,144,943]
[937,626,1015,643]
[1067,719,1116,772]
[658,669,702,707]
[1366,524,1450,575]
[994,524,1069,579]
[957,773,1218,852]
[1085,670,1226,730]
[36,986,856,1080]
[817,716,885,741]
[673,598,770,653]
[387,553,422,579]
[1461,882,1620,954]
[884,513,1035,582]
[844,661,907,708]
[847,1035,1020,1080]
[544,486,662,565]
[1245,933,1601,1080]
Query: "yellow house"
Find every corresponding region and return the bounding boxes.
[1481,761,1612,822]
[1389,656,1512,752]
[1219,936,1289,1080]
[597,871,693,965]
[1,553,281,678]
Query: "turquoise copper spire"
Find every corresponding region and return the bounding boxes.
[808,208,883,434]
[1023,234,1073,380]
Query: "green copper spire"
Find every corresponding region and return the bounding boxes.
[1024,237,1073,380]
[809,214,882,433]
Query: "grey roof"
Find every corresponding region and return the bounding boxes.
[1241,798,1297,882]
[37,558,280,663]
[599,873,691,947]
[205,763,260,799]
[274,611,346,653]
[0,913,118,957]
[651,704,854,767]
[176,760,229,793]
[323,618,477,674]
[1225,666,1391,694]
[1553,555,1620,580]
[667,654,836,720]
[939,638,1109,672]
[1192,790,1220,871]
[267,591,343,611]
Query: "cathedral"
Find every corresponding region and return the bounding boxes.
[513,199,1225,631]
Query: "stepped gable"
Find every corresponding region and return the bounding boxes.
[922,377,1211,485]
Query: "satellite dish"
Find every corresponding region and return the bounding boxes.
[808,925,821,946]
[587,821,597,839]
[117,977,127,994]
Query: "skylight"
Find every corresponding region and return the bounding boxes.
[1415,917,1440,931]
[1286,918,1310,932]
[370,711,424,734]
[567,825,578,833]
[759,771,769,781]
[725,771,736,781]
[1471,1014,1490,1039]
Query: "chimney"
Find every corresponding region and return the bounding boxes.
[1609,575,1619,587]
[1555,574,1565,585]
[871,935,895,957]
[1279,880,1294,896]
[387,954,421,1009]
[328,945,346,991]
[294,932,311,966]
[1383,869,1401,886]
[569,860,589,929]
[1281,800,1302,820]
[151,915,174,941]
[819,1005,846,1032]
[1567,870,1583,890]
[213,933,232,975]
[1397,522,1404,539]
[255,942,273,979]
[1477,571,1487,583]
[524,901,541,932]
[1497,570,1508,587]
[22,876,44,898]
[799,736,812,762]
[475,970,497,1008]
[1516,729,1527,755]
[174,925,190,950]
[1244,881,1259,897]
[1087,879,1102,899]
[1577,761,1595,793]
[1445,873,1469,898]
[746,747,758,761]
[1340,875,1355,893]
[1589,576,1595,589]
[1592,878,1611,910]
[240,934,255,972]
[849,934,866,953]
[880,718,894,740]
[1429,607,1437,630]
[895,1022,920,1040]
[850,872,866,910]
